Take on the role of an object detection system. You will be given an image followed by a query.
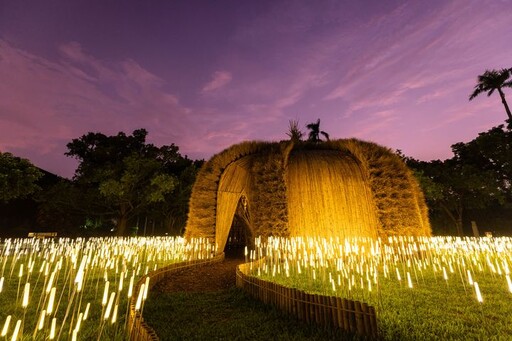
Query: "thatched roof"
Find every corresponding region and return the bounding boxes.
[185,139,430,251]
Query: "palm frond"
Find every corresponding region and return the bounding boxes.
[469,87,484,100]
[470,68,512,99]
[306,119,320,130]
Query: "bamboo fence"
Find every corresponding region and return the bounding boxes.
[128,253,225,341]
[236,261,378,339]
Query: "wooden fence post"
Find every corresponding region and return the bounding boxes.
[354,301,365,336]
[335,297,343,330]
[307,293,314,324]
[297,291,303,322]
[362,302,371,335]
[369,305,378,337]
[314,294,321,325]
[347,299,356,333]
[329,296,338,328]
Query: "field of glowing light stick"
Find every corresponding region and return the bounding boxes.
[246,236,512,340]
[0,237,214,340]
[3,235,511,340]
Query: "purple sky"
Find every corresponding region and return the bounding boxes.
[1,0,511,178]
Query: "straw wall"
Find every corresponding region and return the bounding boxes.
[248,143,291,238]
[286,150,379,238]
[340,139,431,237]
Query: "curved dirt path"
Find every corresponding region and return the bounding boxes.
[146,254,345,340]
[152,256,244,293]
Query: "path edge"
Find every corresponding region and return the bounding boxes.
[128,253,225,341]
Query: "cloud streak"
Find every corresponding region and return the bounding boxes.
[201,71,232,93]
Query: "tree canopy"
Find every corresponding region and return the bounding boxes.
[63,129,190,235]
[451,124,512,193]
[407,158,502,236]
[0,152,43,202]
[405,124,511,235]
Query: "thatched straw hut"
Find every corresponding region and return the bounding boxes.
[185,139,430,252]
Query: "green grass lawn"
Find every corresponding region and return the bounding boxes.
[144,288,357,341]
[145,272,512,341]
[254,261,512,339]
[373,273,512,340]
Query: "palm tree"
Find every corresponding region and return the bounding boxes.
[469,68,512,121]
[306,119,329,142]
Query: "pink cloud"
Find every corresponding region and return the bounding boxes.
[59,42,89,64]
[201,71,232,93]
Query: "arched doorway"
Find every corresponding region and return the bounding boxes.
[225,196,253,258]
[214,157,253,253]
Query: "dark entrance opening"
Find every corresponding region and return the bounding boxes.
[225,196,252,258]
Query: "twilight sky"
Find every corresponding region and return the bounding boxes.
[1,0,511,178]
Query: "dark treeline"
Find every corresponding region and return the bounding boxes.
[0,129,202,237]
[401,123,512,236]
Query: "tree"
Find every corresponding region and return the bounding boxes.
[0,152,42,202]
[450,124,512,194]
[406,131,506,236]
[412,159,502,236]
[306,119,330,142]
[404,123,512,236]
[469,68,512,121]
[286,120,304,142]
[154,158,203,235]
[36,180,104,236]
[65,129,181,235]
